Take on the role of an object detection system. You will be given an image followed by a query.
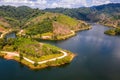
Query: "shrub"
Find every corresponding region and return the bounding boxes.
[34,62,38,67]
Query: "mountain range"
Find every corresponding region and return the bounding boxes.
[0,3,120,37]
[45,3,120,27]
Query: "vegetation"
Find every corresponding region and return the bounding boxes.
[13,51,74,70]
[0,6,44,28]
[26,18,53,36]
[0,6,90,40]
[0,37,75,69]
[46,3,120,19]
[45,3,120,36]
[0,38,5,50]
[0,5,93,69]
[2,38,61,57]
[45,3,120,28]
[0,52,6,58]
[104,28,120,35]
[24,12,90,40]
[0,3,119,30]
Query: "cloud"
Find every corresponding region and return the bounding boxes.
[0,0,119,9]
[0,0,48,8]
[50,0,87,8]
[91,0,111,6]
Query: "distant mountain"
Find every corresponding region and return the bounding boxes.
[45,3,120,27]
[1,3,119,29]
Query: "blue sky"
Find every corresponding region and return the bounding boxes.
[0,0,120,9]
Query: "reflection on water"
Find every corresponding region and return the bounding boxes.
[0,24,120,80]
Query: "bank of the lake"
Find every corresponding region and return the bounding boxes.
[30,26,92,41]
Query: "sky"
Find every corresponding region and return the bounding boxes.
[0,0,120,9]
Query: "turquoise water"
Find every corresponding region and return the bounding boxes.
[0,24,120,80]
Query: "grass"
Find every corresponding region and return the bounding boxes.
[41,32,53,36]
[56,14,79,27]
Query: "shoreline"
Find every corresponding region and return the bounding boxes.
[14,53,75,70]
[34,26,92,41]
[0,50,75,70]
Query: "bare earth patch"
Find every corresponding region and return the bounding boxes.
[4,52,19,60]
[0,27,5,32]
[4,55,14,60]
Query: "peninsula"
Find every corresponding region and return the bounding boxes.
[0,6,90,69]
[0,38,75,69]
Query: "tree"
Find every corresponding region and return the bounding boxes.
[34,61,38,67]
[19,53,23,61]
[115,28,120,35]
[7,38,15,45]
[0,38,5,50]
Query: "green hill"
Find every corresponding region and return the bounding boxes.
[24,12,90,40]
[0,6,91,40]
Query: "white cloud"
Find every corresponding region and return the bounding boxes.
[50,0,87,8]
[92,0,111,6]
[0,0,48,9]
[0,0,119,9]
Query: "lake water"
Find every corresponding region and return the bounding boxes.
[0,24,120,80]
[5,32,16,39]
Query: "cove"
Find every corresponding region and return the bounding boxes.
[0,23,120,80]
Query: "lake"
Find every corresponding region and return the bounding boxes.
[0,24,120,80]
